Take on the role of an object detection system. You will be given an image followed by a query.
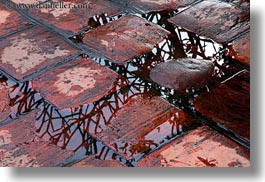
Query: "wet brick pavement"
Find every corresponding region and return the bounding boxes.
[0,0,250,167]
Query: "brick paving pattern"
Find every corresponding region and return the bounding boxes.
[0,0,250,167]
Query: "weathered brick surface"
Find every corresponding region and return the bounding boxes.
[28,0,123,34]
[0,111,74,167]
[227,33,250,66]
[72,155,126,167]
[83,15,171,64]
[95,95,198,160]
[0,3,30,37]
[150,58,215,93]
[138,126,250,167]
[127,0,197,14]
[0,79,10,122]
[169,0,250,43]
[0,26,78,80]
[194,70,250,139]
[32,57,122,109]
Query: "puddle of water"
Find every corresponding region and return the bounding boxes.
[0,9,249,166]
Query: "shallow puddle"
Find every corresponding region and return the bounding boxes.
[0,9,249,167]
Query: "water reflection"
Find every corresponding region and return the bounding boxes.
[0,10,248,167]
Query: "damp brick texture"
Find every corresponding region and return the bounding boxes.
[0,0,250,167]
[0,3,32,37]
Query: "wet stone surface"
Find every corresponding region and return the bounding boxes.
[0,3,31,37]
[169,0,250,43]
[226,33,250,66]
[95,94,199,161]
[194,70,250,139]
[0,26,78,81]
[83,15,171,64]
[125,0,198,14]
[32,57,123,109]
[0,111,74,167]
[138,126,250,167]
[150,58,215,93]
[72,155,126,167]
[28,0,123,35]
[0,0,250,167]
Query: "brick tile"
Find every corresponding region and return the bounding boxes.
[0,111,74,167]
[0,78,10,122]
[83,15,171,64]
[127,0,197,14]
[0,3,31,37]
[150,58,215,93]
[138,126,250,167]
[28,0,123,34]
[194,70,250,139]
[32,57,122,109]
[95,95,198,161]
[169,0,250,43]
[0,26,78,80]
[227,33,250,66]
[72,155,126,167]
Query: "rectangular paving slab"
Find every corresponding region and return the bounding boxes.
[27,0,123,34]
[83,15,171,64]
[0,3,31,37]
[138,126,250,167]
[0,26,78,80]
[0,111,74,167]
[194,70,250,139]
[93,95,198,161]
[169,0,250,43]
[32,57,122,109]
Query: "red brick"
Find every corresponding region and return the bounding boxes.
[169,0,250,43]
[127,0,197,14]
[194,70,250,139]
[32,57,122,109]
[0,26,78,80]
[83,15,171,64]
[0,111,74,167]
[0,3,30,37]
[138,126,250,167]
[0,79,10,122]
[28,0,123,34]
[94,95,198,160]
[72,155,126,167]
[150,58,215,93]
[227,33,250,66]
